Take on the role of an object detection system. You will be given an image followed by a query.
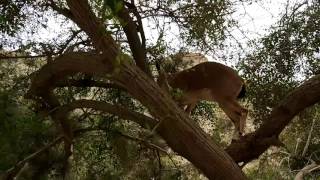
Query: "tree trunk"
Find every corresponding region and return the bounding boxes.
[113,62,246,179]
[62,0,247,178]
[27,50,247,179]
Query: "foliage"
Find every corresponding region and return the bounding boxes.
[0,0,320,179]
[236,1,320,178]
[237,1,320,124]
[0,0,32,36]
[0,90,50,171]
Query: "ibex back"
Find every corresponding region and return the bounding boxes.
[168,61,248,139]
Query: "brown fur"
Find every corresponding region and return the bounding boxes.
[168,62,248,139]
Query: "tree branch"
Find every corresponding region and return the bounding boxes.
[26,52,113,99]
[226,74,320,163]
[65,0,119,58]
[56,79,125,90]
[116,131,167,153]
[25,52,115,157]
[0,53,57,60]
[2,137,63,180]
[117,2,151,76]
[48,0,76,22]
[302,115,316,157]
[257,74,320,137]
[0,127,107,180]
[129,0,146,53]
[55,99,158,129]
[41,1,247,179]
[294,161,320,180]
[57,30,82,54]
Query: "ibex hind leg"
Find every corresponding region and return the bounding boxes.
[177,94,197,115]
[218,101,242,140]
[239,108,248,135]
[228,99,248,136]
[185,103,197,114]
[236,84,248,134]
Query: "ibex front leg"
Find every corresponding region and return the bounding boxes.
[218,98,247,140]
[176,90,199,114]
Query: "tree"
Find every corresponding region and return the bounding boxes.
[0,0,320,179]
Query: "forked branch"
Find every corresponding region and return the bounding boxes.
[55,99,158,128]
[226,74,320,163]
[117,1,151,76]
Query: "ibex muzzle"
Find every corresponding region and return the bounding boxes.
[168,62,248,140]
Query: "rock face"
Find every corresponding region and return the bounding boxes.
[171,52,208,71]
[181,53,208,68]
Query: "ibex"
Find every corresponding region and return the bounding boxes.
[167,61,248,140]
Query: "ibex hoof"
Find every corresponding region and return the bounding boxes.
[232,132,244,142]
[231,138,241,142]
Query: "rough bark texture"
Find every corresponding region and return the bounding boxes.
[27,51,246,179]
[64,1,246,179]
[226,74,320,163]
[24,0,320,179]
[56,99,158,129]
[115,62,246,179]
[116,5,151,76]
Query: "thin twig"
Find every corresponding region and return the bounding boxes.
[3,136,63,179]
[302,114,317,157]
[57,30,82,54]
[0,53,58,60]
[116,131,168,153]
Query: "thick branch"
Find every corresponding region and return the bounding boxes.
[55,99,158,128]
[26,52,112,99]
[65,0,119,59]
[226,74,320,163]
[113,62,246,179]
[128,0,146,52]
[26,52,113,153]
[48,0,76,22]
[257,74,320,137]
[42,1,247,179]
[117,3,151,76]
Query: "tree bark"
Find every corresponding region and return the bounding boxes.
[62,0,247,179]
[294,161,320,180]
[226,74,320,163]
[114,62,247,179]
[26,0,320,179]
[27,51,246,179]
